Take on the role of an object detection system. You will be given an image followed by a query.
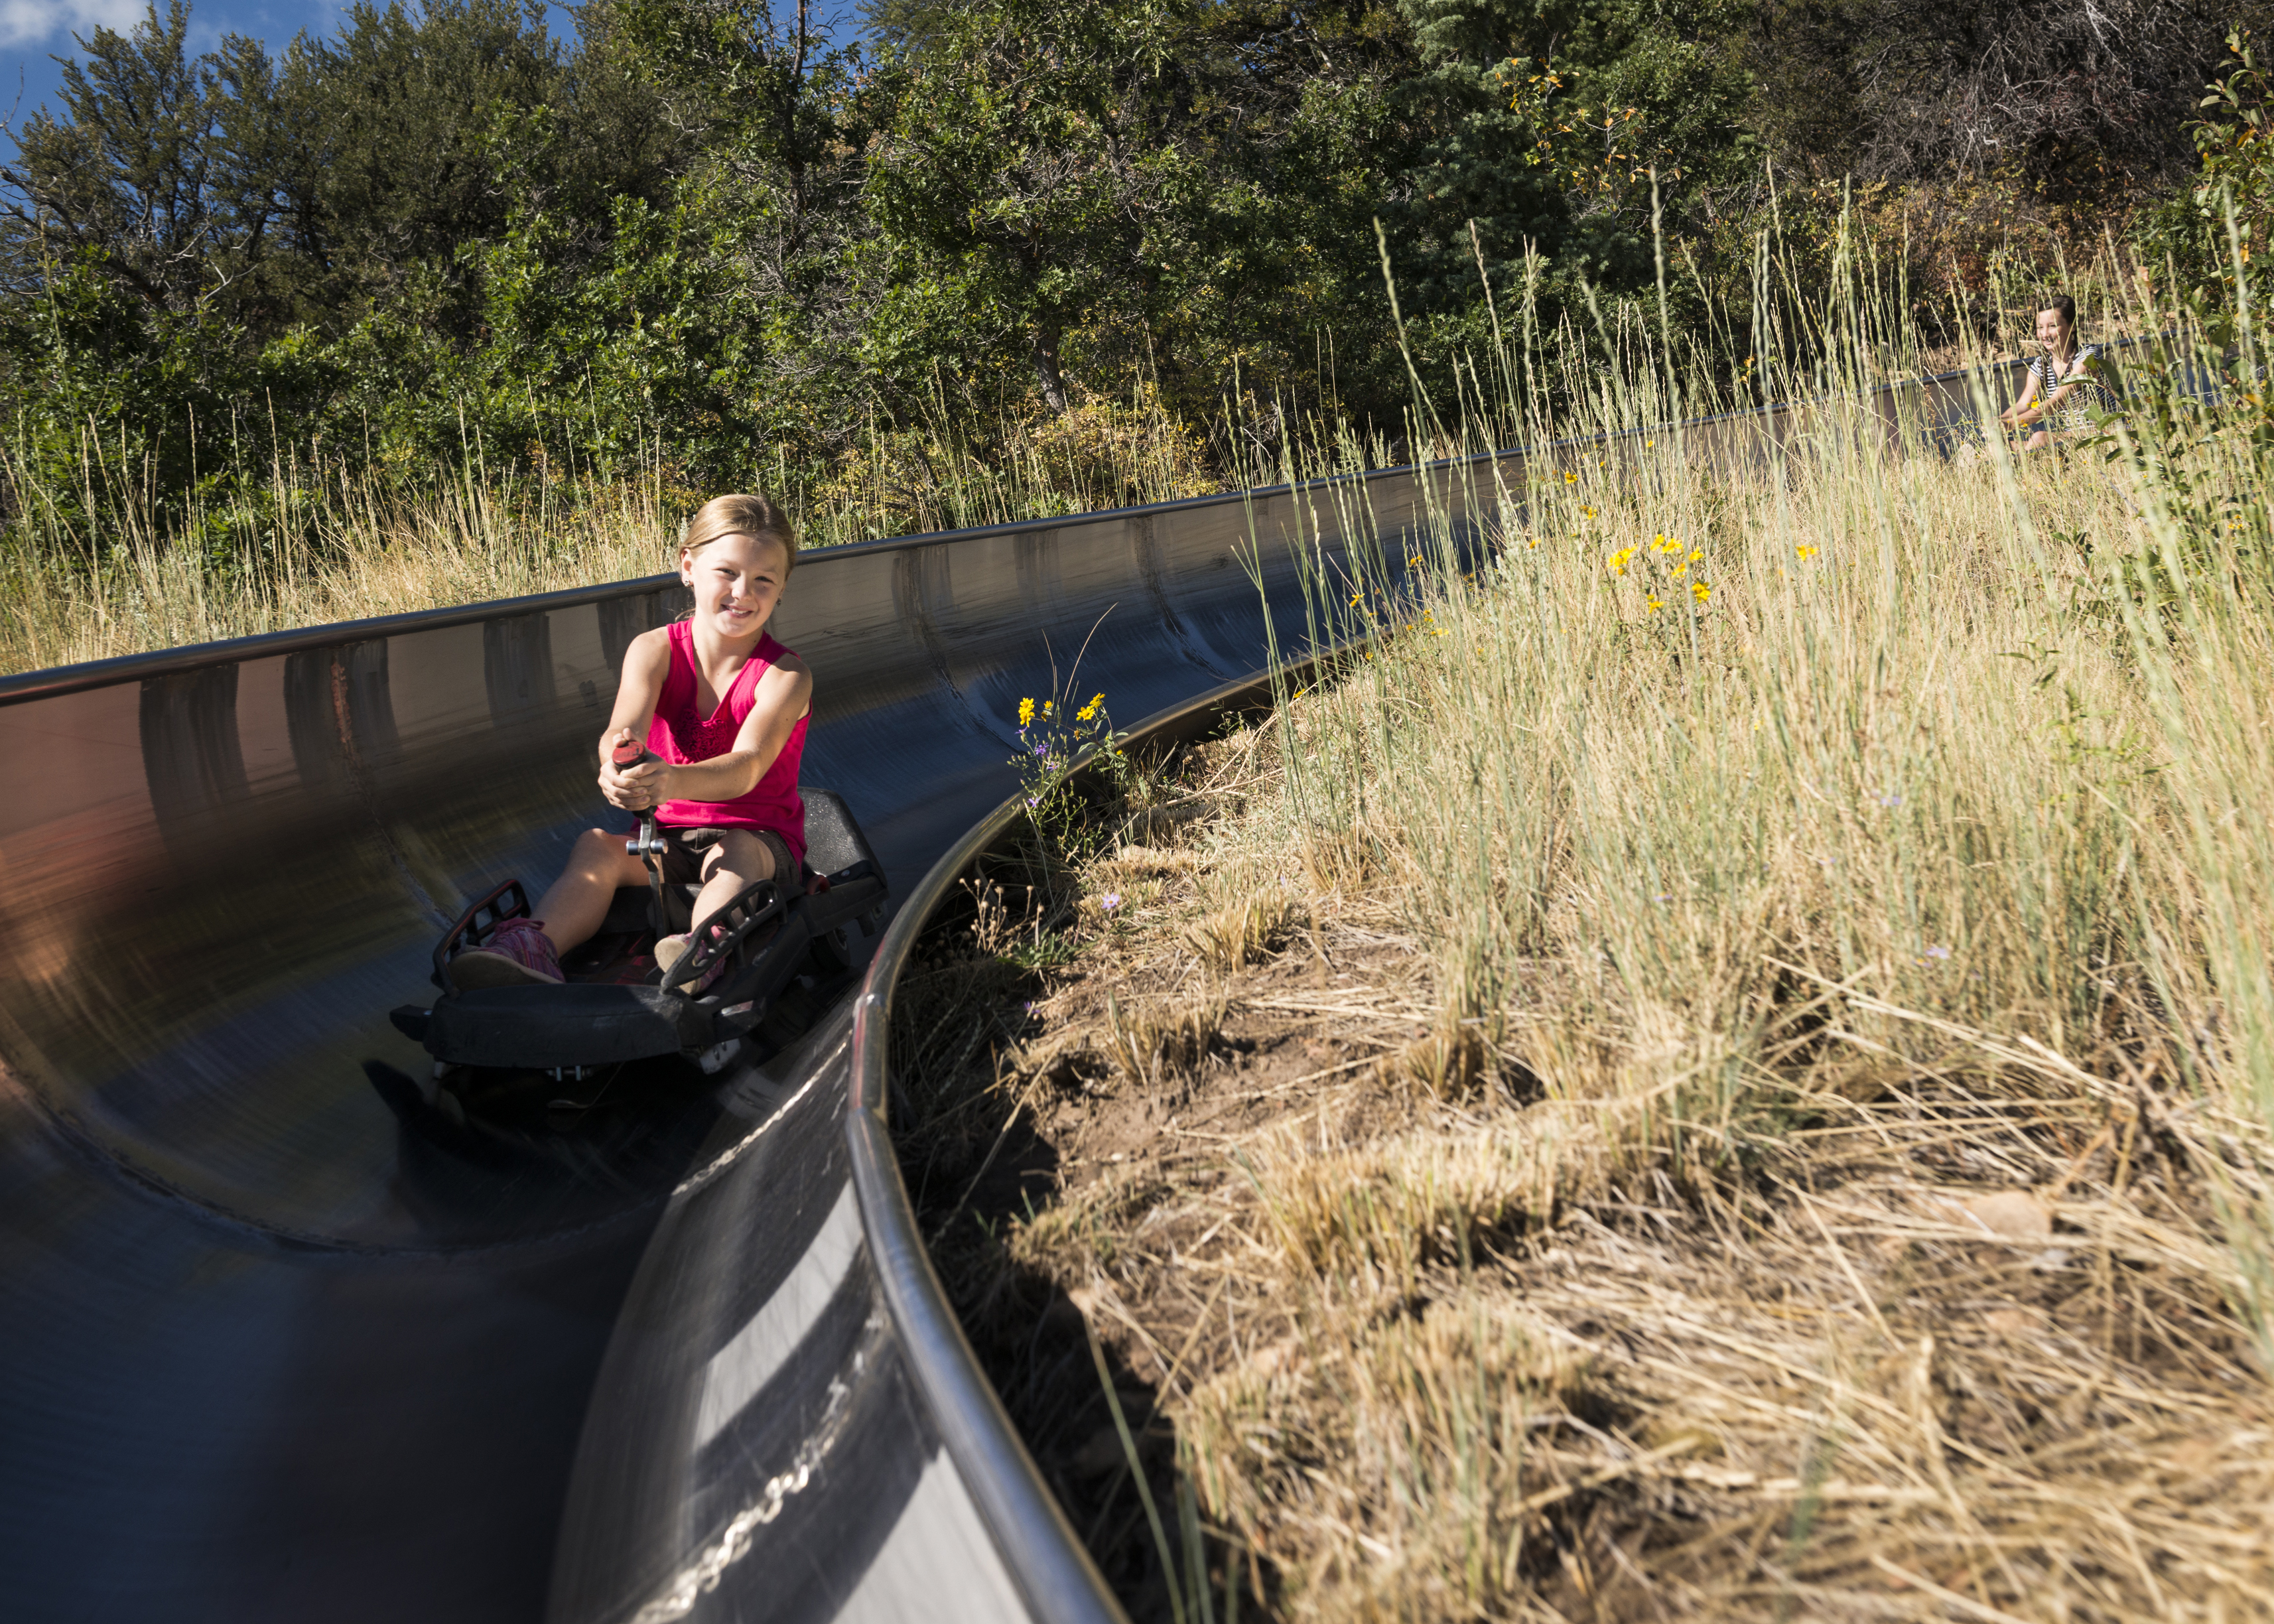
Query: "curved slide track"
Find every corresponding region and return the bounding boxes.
[0,364,2019,1623]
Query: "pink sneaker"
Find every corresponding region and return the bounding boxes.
[452,917,564,988]
[656,929,729,994]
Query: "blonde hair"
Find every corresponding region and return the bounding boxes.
[681,493,798,575]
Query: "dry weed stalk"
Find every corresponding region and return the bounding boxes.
[1240,1105,1607,1291]
[1103,990,1231,1095]
[1374,1006,1500,1101]
[1185,890,1304,974]
[1123,1053,2274,1621]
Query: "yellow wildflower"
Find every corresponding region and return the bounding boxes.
[1692,580,1711,602]
[1564,471,1578,484]
[1645,594,1664,614]
[1796,545,1819,561]
[1017,697,1035,727]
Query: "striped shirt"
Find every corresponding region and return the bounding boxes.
[2027,344,2119,429]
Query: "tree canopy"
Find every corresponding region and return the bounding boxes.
[2,0,2261,544]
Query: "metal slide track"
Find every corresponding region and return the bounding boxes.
[0,362,2027,1622]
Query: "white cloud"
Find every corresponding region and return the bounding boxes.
[1,0,151,52]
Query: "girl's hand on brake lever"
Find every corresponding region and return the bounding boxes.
[600,728,669,810]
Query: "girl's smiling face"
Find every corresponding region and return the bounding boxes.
[2035,304,2073,356]
[681,531,789,640]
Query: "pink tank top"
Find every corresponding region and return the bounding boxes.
[647,620,807,866]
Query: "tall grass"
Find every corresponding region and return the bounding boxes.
[0,448,671,672]
[1085,230,2274,1614]
[1290,226,2273,1267]
[0,379,1225,675]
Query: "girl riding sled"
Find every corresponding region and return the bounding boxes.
[1998,294,2119,452]
[451,493,813,991]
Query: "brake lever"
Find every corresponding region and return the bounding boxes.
[612,738,670,933]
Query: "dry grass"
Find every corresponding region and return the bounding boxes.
[1181,1126,2274,1622]
[1102,990,1235,1096]
[959,762,2274,1621]
[1186,890,1305,975]
[0,385,1238,676]
[888,275,2274,1617]
[0,472,677,673]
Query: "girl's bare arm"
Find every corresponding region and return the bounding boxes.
[2001,368,2043,425]
[2033,372,2084,419]
[640,656,813,806]
[596,631,672,809]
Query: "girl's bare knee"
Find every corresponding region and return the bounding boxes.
[572,827,618,864]
[702,829,771,886]
[568,827,645,888]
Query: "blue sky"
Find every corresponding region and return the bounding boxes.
[3,1,858,142]
[5,1,360,131]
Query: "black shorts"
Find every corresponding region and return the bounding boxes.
[632,824,798,890]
